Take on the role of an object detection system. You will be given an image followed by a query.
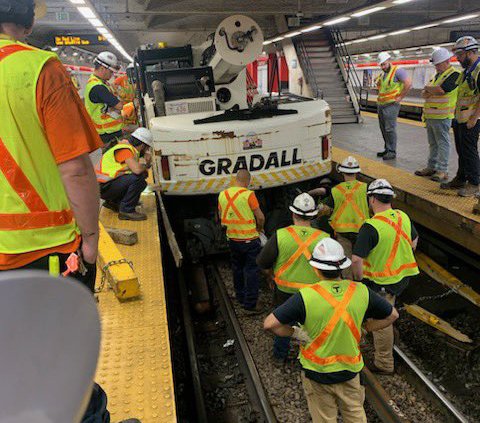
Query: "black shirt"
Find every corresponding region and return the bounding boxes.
[89,84,120,108]
[256,232,279,269]
[434,70,460,93]
[273,284,393,384]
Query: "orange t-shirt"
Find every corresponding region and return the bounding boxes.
[0,58,103,270]
[114,149,134,163]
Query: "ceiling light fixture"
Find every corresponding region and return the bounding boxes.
[68,0,85,4]
[323,16,351,26]
[393,0,414,4]
[443,14,479,24]
[285,31,301,38]
[388,29,411,35]
[301,25,321,33]
[77,7,95,19]
[412,23,438,30]
[351,6,386,17]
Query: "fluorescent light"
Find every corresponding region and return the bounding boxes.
[353,38,368,43]
[351,6,386,17]
[77,7,96,19]
[97,27,109,35]
[88,18,103,27]
[263,40,272,45]
[369,34,387,40]
[389,29,411,35]
[393,50,400,54]
[413,23,438,30]
[301,25,321,33]
[393,0,414,4]
[324,16,351,26]
[271,36,284,42]
[285,31,301,38]
[443,14,478,24]
[69,0,85,3]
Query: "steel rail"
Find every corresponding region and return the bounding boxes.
[211,264,278,423]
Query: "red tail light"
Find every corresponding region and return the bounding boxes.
[322,135,330,160]
[161,156,171,180]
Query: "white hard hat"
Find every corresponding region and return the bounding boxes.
[94,51,119,71]
[289,193,318,217]
[309,238,352,271]
[453,36,479,52]
[337,156,361,174]
[0,271,100,423]
[127,62,134,69]
[378,52,391,65]
[131,127,153,148]
[367,178,395,196]
[431,47,452,65]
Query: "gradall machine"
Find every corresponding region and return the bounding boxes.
[134,15,332,260]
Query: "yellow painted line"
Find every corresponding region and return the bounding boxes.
[182,180,194,191]
[193,180,204,191]
[361,111,424,128]
[205,178,216,190]
[298,166,310,178]
[271,171,283,183]
[290,168,302,179]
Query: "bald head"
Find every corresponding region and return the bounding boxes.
[235,169,251,187]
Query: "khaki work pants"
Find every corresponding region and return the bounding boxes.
[336,233,353,280]
[302,373,367,423]
[373,292,396,372]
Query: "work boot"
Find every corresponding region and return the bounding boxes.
[458,183,480,197]
[242,303,265,316]
[414,167,435,177]
[440,176,466,190]
[430,171,448,182]
[368,362,394,376]
[382,152,396,161]
[377,150,387,157]
[118,211,147,221]
[103,201,119,212]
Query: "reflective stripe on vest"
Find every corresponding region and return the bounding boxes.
[95,143,138,183]
[377,66,404,105]
[423,67,458,120]
[273,226,329,293]
[218,187,258,240]
[299,281,368,373]
[0,40,79,254]
[363,210,419,284]
[84,75,123,135]
[330,181,369,233]
[455,64,480,123]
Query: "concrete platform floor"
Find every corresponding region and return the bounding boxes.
[333,112,459,178]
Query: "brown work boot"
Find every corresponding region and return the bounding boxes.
[368,362,394,376]
[458,183,480,197]
[430,171,448,182]
[440,176,466,190]
[118,211,147,221]
[414,167,435,177]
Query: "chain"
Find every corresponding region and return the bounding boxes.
[96,258,134,293]
[398,288,456,311]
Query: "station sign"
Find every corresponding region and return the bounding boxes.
[54,34,108,46]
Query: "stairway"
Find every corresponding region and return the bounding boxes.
[295,31,360,124]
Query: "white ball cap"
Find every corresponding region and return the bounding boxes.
[378,52,391,65]
[367,178,395,196]
[95,51,119,71]
[431,47,452,65]
[337,156,361,174]
[131,127,154,148]
[309,238,352,271]
[289,193,318,217]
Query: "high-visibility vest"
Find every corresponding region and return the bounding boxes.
[455,62,480,124]
[273,225,329,294]
[218,187,259,240]
[299,280,368,374]
[423,67,459,120]
[0,38,79,254]
[84,74,123,135]
[114,75,135,102]
[376,65,404,106]
[330,181,369,234]
[95,143,139,183]
[363,209,419,285]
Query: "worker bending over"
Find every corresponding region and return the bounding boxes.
[84,51,125,147]
[352,179,419,374]
[376,52,412,160]
[218,170,265,314]
[257,193,329,361]
[264,238,398,423]
[96,128,153,221]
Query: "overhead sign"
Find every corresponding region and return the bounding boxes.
[54,34,108,46]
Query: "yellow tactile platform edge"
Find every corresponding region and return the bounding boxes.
[332,146,480,223]
[95,192,176,423]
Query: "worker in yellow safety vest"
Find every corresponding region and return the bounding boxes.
[218,169,265,313]
[84,51,125,147]
[375,52,412,161]
[96,127,153,221]
[264,238,398,422]
[257,193,329,360]
[441,36,480,197]
[352,179,419,374]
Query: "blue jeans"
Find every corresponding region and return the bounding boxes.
[453,120,480,185]
[273,288,293,359]
[426,119,452,172]
[229,238,261,309]
[378,103,401,153]
[100,173,147,213]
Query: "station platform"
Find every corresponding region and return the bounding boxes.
[332,113,480,255]
[95,193,176,423]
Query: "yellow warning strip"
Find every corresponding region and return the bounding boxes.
[361,111,424,128]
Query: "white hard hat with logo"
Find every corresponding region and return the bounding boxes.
[378,52,391,65]
[367,178,395,196]
[94,51,120,71]
[289,193,318,217]
[453,36,479,52]
[131,127,154,148]
[431,48,452,65]
[337,156,361,174]
[309,238,352,271]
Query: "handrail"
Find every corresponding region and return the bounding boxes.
[294,38,323,99]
